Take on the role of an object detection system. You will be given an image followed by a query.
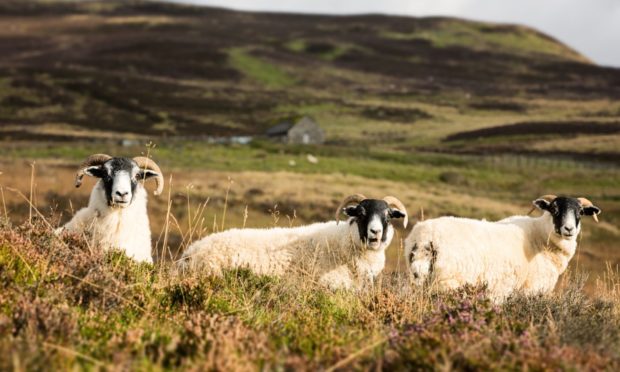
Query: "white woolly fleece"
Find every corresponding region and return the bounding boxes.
[56,180,153,263]
[405,212,579,301]
[180,219,395,290]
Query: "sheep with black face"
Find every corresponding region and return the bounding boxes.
[405,195,601,301]
[179,194,408,290]
[342,197,407,250]
[56,154,164,263]
[532,196,598,238]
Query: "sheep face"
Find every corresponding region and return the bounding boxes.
[344,199,406,250]
[84,158,160,208]
[534,196,601,239]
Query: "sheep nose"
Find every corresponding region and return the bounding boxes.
[116,191,129,197]
[369,228,380,235]
[564,226,574,233]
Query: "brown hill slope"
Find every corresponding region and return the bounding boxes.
[0,0,619,137]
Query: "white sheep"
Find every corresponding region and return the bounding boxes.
[56,154,164,263]
[405,195,601,300]
[179,194,408,290]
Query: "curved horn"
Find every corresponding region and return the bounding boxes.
[383,196,409,228]
[74,154,112,188]
[578,197,599,222]
[577,197,594,208]
[335,194,366,224]
[528,194,557,215]
[133,156,164,196]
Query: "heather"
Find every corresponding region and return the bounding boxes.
[1,217,619,370]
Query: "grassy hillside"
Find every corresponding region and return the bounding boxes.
[1,1,620,369]
[1,220,620,370]
[0,0,619,144]
[0,0,617,297]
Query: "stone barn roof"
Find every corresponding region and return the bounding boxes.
[265,122,294,137]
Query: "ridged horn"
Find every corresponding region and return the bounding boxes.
[578,197,599,223]
[74,154,112,188]
[335,194,366,224]
[528,194,557,215]
[133,156,164,196]
[383,196,409,228]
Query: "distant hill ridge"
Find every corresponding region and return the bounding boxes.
[0,0,618,137]
[0,0,591,64]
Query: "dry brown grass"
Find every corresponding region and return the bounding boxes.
[0,157,615,291]
[530,134,620,154]
[0,156,619,370]
[1,216,619,370]
[0,159,523,263]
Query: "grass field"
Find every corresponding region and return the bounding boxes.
[0,139,618,286]
[1,206,620,370]
[1,0,620,369]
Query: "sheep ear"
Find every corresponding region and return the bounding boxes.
[138,169,160,180]
[389,209,405,218]
[343,206,358,217]
[389,209,407,227]
[583,205,601,222]
[84,166,106,178]
[533,199,551,211]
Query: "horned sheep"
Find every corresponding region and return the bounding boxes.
[56,154,164,263]
[405,195,601,301]
[178,194,408,290]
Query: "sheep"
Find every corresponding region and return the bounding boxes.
[405,195,601,301]
[178,194,408,290]
[56,154,164,263]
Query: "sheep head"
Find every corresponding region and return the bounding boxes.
[532,195,601,239]
[73,154,164,208]
[336,194,408,250]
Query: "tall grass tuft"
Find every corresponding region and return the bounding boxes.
[0,162,619,370]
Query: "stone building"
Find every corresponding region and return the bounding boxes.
[265,116,325,144]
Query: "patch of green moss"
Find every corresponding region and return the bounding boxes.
[229,48,297,88]
[285,39,356,61]
[381,20,585,62]
[0,244,39,285]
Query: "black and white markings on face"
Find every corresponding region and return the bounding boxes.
[101,158,139,208]
[344,199,405,249]
[535,197,594,239]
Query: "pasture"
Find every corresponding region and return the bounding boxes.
[1,0,620,369]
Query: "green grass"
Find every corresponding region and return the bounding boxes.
[1,221,619,370]
[1,139,618,236]
[285,39,306,53]
[229,48,297,88]
[381,19,584,62]
[285,39,358,61]
[0,5,618,368]
[1,140,618,197]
